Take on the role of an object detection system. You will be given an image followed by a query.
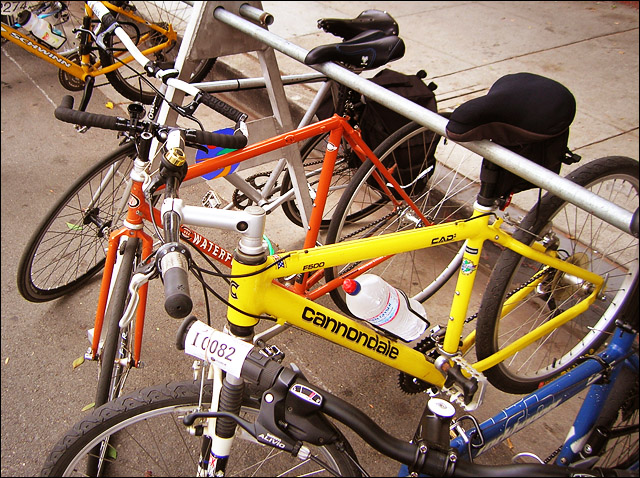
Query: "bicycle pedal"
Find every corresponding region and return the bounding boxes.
[202,190,226,209]
[440,356,487,412]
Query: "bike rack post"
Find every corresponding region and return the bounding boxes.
[210,5,635,236]
[156,1,314,227]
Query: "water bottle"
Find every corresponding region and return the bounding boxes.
[342,274,427,341]
[16,10,66,50]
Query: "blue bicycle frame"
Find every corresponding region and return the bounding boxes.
[451,321,638,467]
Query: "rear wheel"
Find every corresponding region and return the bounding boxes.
[475,156,639,394]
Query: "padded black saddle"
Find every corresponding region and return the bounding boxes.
[317,9,399,40]
[446,73,579,202]
[304,29,405,70]
[446,72,576,145]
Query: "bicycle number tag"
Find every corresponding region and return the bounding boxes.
[184,320,253,378]
[1,2,28,15]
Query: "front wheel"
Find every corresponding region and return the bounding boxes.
[475,156,639,394]
[41,381,362,477]
[88,236,139,475]
[17,143,138,302]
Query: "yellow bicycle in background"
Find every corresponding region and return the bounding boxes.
[1,1,215,108]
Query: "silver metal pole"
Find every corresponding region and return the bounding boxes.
[213,6,636,236]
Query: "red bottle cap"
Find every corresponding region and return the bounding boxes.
[342,279,361,295]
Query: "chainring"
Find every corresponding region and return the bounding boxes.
[58,53,86,91]
[398,334,438,394]
[232,172,275,209]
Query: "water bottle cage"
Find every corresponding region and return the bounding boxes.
[363,289,430,344]
[398,289,431,327]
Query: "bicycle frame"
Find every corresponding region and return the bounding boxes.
[449,321,638,463]
[225,205,605,403]
[0,1,177,83]
[87,114,429,366]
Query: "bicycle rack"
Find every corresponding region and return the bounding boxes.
[205,4,635,236]
[156,1,314,226]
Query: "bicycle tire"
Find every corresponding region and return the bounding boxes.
[41,380,363,477]
[475,156,639,394]
[281,133,376,229]
[94,236,139,408]
[17,142,139,302]
[88,236,139,476]
[325,119,481,315]
[99,2,216,104]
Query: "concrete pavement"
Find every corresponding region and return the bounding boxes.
[1,1,638,476]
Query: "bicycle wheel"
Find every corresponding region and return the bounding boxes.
[475,156,639,394]
[41,380,362,477]
[325,120,481,315]
[17,142,139,302]
[99,1,216,104]
[281,133,365,229]
[88,236,139,476]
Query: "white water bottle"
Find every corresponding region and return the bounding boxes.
[342,274,427,341]
[17,10,66,50]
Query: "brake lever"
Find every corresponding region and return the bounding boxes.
[95,23,118,52]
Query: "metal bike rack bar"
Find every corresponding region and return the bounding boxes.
[213,6,636,236]
[192,72,326,93]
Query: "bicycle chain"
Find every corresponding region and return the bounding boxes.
[340,210,396,241]
[398,269,552,394]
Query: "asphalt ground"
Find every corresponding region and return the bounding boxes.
[2,2,638,476]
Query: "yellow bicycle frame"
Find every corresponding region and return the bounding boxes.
[226,208,604,389]
[0,1,177,84]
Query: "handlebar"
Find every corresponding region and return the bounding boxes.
[55,94,248,150]
[178,318,632,477]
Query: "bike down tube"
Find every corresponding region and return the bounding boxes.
[0,23,88,79]
[451,325,637,461]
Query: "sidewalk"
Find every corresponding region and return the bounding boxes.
[1,2,638,476]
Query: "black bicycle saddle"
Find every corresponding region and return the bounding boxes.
[304,29,405,70]
[317,9,399,40]
[446,72,576,145]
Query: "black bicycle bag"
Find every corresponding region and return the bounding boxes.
[446,72,580,203]
[318,69,439,193]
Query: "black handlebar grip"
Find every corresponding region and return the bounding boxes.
[161,250,193,318]
[55,95,129,131]
[186,129,248,149]
[198,92,248,124]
